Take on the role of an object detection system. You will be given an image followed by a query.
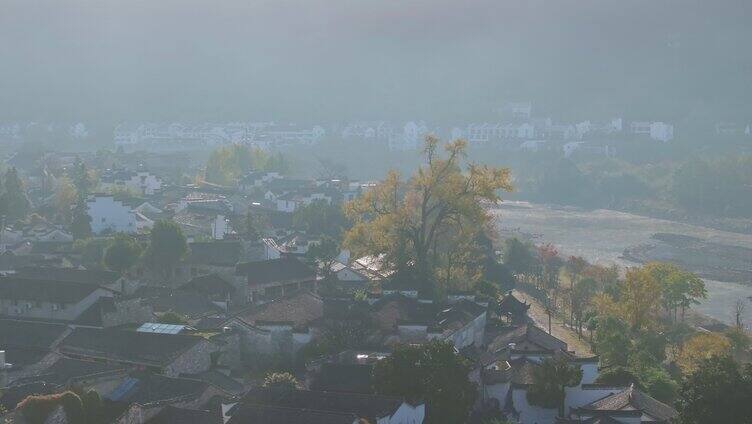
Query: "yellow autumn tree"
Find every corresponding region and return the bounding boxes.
[54,176,78,224]
[619,266,663,331]
[344,136,513,296]
[677,332,731,375]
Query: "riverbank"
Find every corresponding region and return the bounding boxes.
[622,233,752,285]
[490,201,752,328]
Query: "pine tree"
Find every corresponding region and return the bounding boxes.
[0,167,31,221]
[70,199,92,240]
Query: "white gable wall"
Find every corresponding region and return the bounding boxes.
[382,402,425,424]
[88,196,137,234]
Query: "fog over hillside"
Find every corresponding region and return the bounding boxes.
[2,0,751,123]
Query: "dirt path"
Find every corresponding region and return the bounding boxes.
[512,289,594,357]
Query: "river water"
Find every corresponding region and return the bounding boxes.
[491,201,752,328]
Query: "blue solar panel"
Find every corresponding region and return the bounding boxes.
[136,323,186,334]
[107,377,139,401]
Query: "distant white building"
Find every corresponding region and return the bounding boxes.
[341,121,393,141]
[517,122,535,139]
[649,121,674,142]
[610,117,623,132]
[575,121,592,138]
[630,121,673,142]
[87,196,137,234]
[69,123,88,139]
[101,169,163,196]
[389,121,428,151]
[499,102,533,120]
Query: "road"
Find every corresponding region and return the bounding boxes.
[512,289,594,357]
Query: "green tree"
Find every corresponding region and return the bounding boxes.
[18,391,85,424]
[78,389,103,424]
[676,355,752,424]
[345,137,512,297]
[71,158,94,200]
[145,220,188,281]
[571,277,598,335]
[0,167,31,221]
[638,366,678,404]
[594,315,631,367]
[645,262,706,323]
[373,340,478,424]
[502,238,536,279]
[293,199,350,240]
[305,236,340,280]
[537,243,562,293]
[73,238,109,269]
[595,366,640,387]
[726,326,751,360]
[104,233,143,274]
[526,356,583,416]
[70,198,92,240]
[54,176,78,224]
[484,262,516,292]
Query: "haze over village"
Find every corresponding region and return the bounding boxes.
[0,1,751,423]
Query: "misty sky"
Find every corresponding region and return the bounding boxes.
[1,0,751,123]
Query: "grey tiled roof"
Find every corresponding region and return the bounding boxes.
[579,384,678,422]
[237,388,412,421]
[59,328,204,367]
[235,257,315,285]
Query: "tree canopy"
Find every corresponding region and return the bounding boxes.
[344,136,512,297]
[293,199,350,240]
[145,220,188,281]
[527,356,583,416]
[676,355,752,424]
[0,167,31,221]
[677,332,732,375]
[104,233,143,274]
[205,144,290,185]
[70,198,92,240]
[372,340,477,424]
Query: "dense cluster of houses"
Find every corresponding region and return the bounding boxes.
[0,149,680,423]
[0,248,677,421]
[0,261,678,423]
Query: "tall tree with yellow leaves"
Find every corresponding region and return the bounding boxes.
[344,136,512,296]
[677,332,732,375]
[619,267,663,331]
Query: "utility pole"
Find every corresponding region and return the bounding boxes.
[0,215,5,253]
